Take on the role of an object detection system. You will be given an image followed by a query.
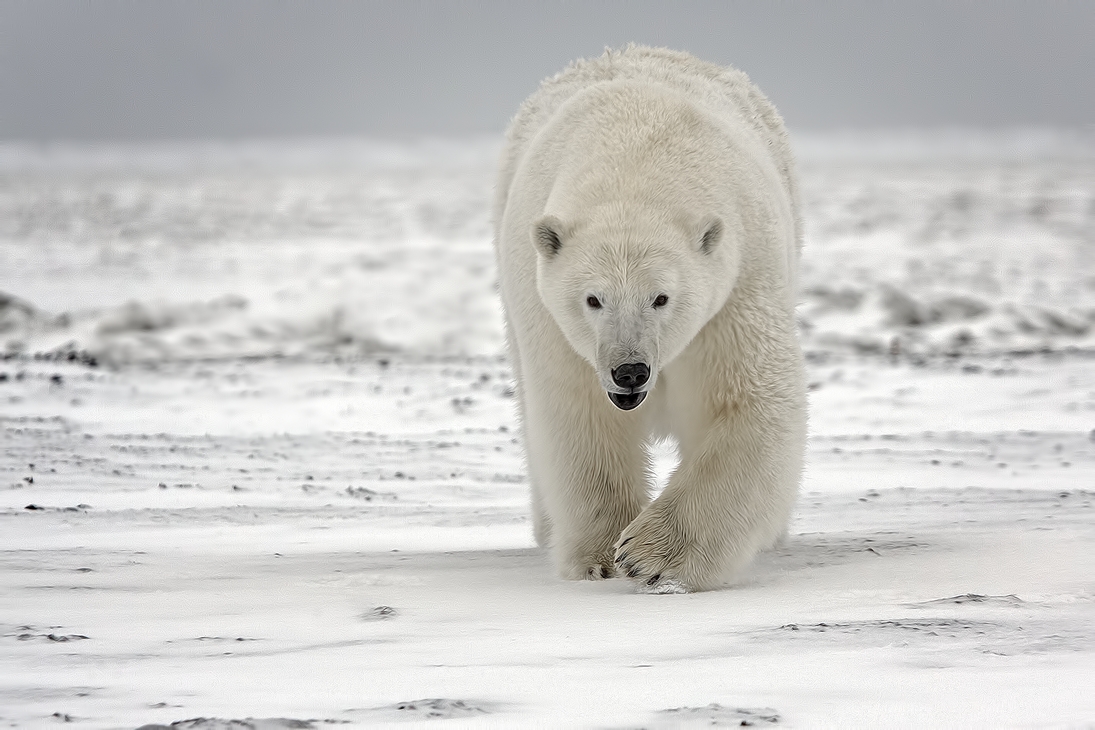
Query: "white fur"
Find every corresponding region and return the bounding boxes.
[493,46,806,592]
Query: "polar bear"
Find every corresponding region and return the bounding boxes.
[493,46,806,592]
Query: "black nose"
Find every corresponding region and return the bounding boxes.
[612,362,650,390]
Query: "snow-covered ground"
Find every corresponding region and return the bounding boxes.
[1,131,1093,727]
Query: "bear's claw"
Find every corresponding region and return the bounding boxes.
[581,562,614,580]
[614,537,633,565]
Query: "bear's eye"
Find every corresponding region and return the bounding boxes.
[586,295,602,309]
[653,294,669,308]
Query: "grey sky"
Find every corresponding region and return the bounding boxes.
[1,0,1092,141]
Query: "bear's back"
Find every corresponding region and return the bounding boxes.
[494,45,799,250]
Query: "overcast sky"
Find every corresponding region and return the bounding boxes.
[1,1,1092,141]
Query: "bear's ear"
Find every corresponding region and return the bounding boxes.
[533,215,565,258]
[699,216,724,255]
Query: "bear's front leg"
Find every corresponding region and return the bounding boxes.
[613,389,806,592]
[523,380,650,580]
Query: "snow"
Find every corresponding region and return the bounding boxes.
[1,130,1094,727]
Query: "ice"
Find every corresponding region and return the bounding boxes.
[3,129,1093,364]
[0,137,504,363]
[1,130,1093,727]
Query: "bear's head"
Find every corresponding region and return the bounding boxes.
[532,205,738,410]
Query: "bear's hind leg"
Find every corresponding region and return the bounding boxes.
[530,478,552,547]
[505,322,553,549]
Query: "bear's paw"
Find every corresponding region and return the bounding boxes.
[613,503,703,593]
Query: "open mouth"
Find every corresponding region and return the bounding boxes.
[608,390,647,411]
